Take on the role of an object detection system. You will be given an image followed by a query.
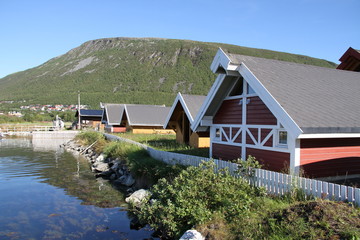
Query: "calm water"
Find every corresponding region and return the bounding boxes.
[0,138,154,240]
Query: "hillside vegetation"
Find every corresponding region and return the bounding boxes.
[0,38,336,108]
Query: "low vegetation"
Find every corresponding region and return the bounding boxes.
[116,133,209,157]
[0,38,336,108]
[76,131,360,239]
[76,131,185,187]
[135,160,360,239]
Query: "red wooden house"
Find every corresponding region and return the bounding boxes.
[193,48,360,179]
[337,47,360,72]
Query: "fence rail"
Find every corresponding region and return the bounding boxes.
[0,126,55,133]
[104,134,360,206]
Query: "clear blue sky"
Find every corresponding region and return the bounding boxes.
[0,0,359,78]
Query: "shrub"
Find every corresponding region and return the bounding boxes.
[135,160,263,239]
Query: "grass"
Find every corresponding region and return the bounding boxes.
[76,131,360,239]
[76,131,186,188]
[114,132,210,158]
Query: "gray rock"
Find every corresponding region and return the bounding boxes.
[179,230,205,240]
[125,189,151,206]
[117,174,135,187]
[92,162,110,172]
[110,174,117,180]
[96,153,105,162]
[111,162,120,171]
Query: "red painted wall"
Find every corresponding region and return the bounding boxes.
[300,138,360,178]
[246,97,277,125]
[246,148,290,172]
[112,127,127,133]
[213,99,242,124]
[212,143,241,161]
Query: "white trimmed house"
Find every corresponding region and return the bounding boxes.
[192,48,360,178]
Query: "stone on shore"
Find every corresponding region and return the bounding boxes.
[179,230,205,240]
[92,162,110,172]
[115,174,135,187]
[125,189,151,206]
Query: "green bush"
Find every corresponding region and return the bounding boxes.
[135,160,263,239]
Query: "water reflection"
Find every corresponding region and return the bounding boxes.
[0,138,155,240]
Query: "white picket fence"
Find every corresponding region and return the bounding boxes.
[104,134,360,206]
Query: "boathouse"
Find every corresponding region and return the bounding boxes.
[193,48,360,178]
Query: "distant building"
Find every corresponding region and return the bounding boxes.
[102,103,174,134]
[75,109,104,130]
[337,47,360,72]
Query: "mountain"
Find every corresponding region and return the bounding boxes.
[0,38,336,108]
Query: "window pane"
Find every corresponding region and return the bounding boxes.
[279,131,287,144]
[215,128,220,138]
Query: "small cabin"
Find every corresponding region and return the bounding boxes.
[75,109,104,130]
[164,93,209,148]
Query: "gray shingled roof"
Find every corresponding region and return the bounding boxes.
[227,54,360,133]
[181,94,207,121]
[79,109,103,117]
[103,104,125,125]
[125,104,170,126]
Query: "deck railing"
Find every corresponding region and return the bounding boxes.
[0,126,55,133]
[104,133,360,206]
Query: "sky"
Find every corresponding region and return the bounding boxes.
[0,0,359,78]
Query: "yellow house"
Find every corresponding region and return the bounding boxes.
[164,93,210,148]
[102,103,174,134]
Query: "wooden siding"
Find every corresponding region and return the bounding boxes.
[111,127,126,133]
[190,132,210,148]
[213,99,242,124]
[246,148,290,172]
[246,97,277,125]
[212,143,241,161]
[300,138,360,178]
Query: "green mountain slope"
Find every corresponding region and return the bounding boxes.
[0,38,336,107]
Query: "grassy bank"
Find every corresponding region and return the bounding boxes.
[114,132,209,158]
[76,131,360,239]
[75,131,185,187]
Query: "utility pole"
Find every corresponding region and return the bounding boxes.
[78,91,81,130]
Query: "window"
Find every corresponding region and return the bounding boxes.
[278,130,287,145]
[228,78,243,97]
[215,128,221,139]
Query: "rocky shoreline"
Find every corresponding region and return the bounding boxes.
[61,139,205,240]
[61,139,137,194]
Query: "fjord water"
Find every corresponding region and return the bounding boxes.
[0,138,154,240]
